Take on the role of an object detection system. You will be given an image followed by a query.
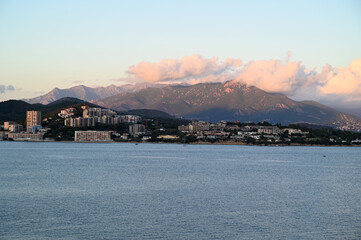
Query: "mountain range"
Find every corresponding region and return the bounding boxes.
[95,80,361,131]
[14,80,361,131]
[24,83,166,104]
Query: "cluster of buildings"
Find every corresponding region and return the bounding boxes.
[73,123,147,142]
[63,106,141,127]
[231,126,308,143]
[58,106,147,142]
[178,121,230,140]
[178,121,309,142]
[1,111,46,141]
[2,106,359,144]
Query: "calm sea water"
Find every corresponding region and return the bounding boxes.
[0,142,360,240]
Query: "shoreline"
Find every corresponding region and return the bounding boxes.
[2,139,360,147]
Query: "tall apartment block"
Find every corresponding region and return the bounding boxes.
[26,111,41,128]
[129,124,146,136]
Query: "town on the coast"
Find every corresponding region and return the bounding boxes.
[1,105,361,146]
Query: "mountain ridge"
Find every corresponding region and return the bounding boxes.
[24,83,166,104]
[96,80,361,131]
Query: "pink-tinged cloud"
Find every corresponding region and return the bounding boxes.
[125,55,361,107]
[126,55,242,82]
[318,58,361,101]
[235,59,317,95]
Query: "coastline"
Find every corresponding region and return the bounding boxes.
[2,139,360,147]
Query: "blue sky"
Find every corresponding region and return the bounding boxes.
[0,0,360,101]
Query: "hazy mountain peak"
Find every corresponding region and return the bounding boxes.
[224,79,244,87]
[24,82,167,105]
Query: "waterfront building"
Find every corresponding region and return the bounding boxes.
[74,131,112,142]
[8,132,44,141]
[26,111,41,129]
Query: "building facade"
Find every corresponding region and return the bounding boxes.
[74,131,112,142]
[129,124,146,136]
[8,132,43,141]
[26,111,41,128]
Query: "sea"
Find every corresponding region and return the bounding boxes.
[0,142,360,240]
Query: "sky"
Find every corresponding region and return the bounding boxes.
[0,0,360,107]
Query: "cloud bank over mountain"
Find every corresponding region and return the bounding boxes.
[127,55,243,84]
[126,55,361,107]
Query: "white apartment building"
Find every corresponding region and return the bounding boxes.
[74,131,112,142]
[129,124,146,136]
